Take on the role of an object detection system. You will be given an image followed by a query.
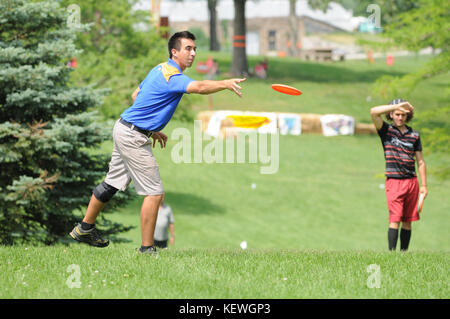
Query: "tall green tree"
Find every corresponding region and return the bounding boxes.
[59,0,161,59]
[59,0,169,120]
[0,0,133,245]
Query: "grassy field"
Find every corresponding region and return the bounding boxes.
[1,246,448,299]
[1,54,449,299]
[2,122,448,299]
[185,53,448,123]
[107,124,450,252]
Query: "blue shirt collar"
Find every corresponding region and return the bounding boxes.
[168,58,182,72]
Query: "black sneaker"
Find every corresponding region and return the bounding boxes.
[138,246,158,255]
[69,223,109,248]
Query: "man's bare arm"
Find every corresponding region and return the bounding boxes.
[186,78,246,97]
[131,87,140,102]
[169,223,174,245]
[370,102,414,130]
[416,151,428,198]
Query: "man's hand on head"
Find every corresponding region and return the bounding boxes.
[395,101,414,113]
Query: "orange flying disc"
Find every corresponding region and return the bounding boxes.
[272,84,302,96]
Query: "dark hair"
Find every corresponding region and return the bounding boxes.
[386,98,414,122]
[168,31,196,58]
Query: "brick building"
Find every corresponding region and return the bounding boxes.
[137,0,355,57]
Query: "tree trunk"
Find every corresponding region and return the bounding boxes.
[208,0,221,51]
[288,0,299,57]
[231,0,249,77]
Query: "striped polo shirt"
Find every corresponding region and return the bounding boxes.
[378,121,422,179]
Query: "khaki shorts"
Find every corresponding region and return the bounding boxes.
[104,120,164,196]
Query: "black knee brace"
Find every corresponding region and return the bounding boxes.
[93,182,118,203]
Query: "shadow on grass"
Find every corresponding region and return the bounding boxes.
[165,191,226,215]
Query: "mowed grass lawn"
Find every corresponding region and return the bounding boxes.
[1,123,448,299]
[1,246,448,299]
[1,55,449,299]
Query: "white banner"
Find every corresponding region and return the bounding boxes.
[278,113,302,135]
[320,114,355,136]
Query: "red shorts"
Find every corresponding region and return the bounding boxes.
[385,177,420,223]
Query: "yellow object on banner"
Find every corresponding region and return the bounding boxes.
[226,115,271,128]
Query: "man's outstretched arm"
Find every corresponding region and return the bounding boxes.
[187,78,246,97]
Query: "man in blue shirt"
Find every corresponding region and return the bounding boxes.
[70,31,246,254]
